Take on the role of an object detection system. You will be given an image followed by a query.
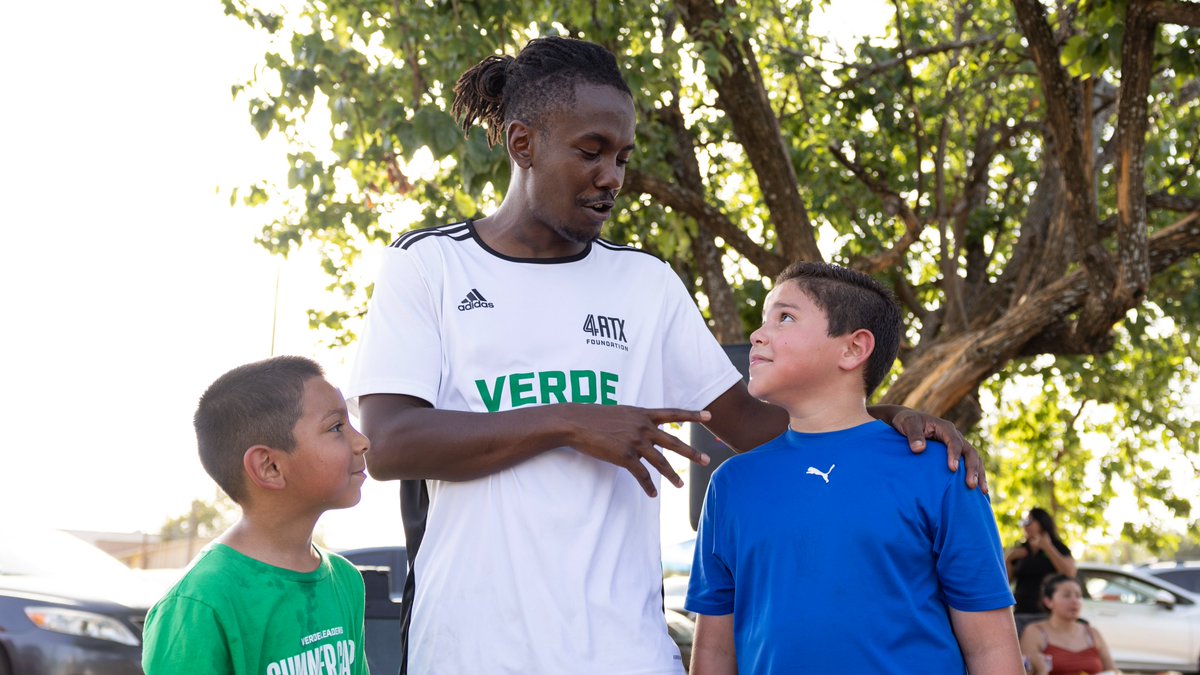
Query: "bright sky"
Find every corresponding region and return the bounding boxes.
[0,0,388,549]
[4,1,1191,562]
[0,0,746,552]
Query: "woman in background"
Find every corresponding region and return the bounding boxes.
[1019,575,1118,674]
[1007,507,1076,632]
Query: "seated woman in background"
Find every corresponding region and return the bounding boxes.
[1020,575,1119,675]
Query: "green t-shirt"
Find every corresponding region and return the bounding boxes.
[142,543,369,675]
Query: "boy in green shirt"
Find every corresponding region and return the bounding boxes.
[142,356,371,674]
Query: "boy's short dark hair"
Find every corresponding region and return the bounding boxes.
[775,261,901,397]
[193,356,324,503]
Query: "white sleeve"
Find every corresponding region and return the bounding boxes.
[658,269,742,411]
[345,245,442,414]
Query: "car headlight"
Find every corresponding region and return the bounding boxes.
[24,606,140,646]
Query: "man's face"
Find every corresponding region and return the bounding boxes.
[747,281,846,406]
[523,83,636,245]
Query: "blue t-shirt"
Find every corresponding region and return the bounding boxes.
[685,421,1013,674]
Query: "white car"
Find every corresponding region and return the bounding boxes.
[1075,562,1200,674]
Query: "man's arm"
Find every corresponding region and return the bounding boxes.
[703,382,988,490]
[690,614,736,675]
[358,393,711,497]
[948,608,1024,674]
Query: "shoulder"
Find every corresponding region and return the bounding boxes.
[852,421,948,467]
[163,545,237,592]
[146,550,235,622]
[1019,620,1048,643]
[712,433,789,479]
[390,221,473,251]
[325,551,365,584]
[591,238,676,277]
[158,545,276,603]
[592,237,665,261]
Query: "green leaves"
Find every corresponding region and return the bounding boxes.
[224,0,1200,552]
[411,107,461,156]
[1061,32,1118,79]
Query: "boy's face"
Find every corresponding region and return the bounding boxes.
[282,377,369,511]
[747,281,845,405]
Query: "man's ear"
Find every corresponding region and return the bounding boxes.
[506,120,533,169]
[243,445,286,491]
[838,329,876,372]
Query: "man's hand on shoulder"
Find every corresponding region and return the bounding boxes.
[869,404,989,493]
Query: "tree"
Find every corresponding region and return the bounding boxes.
[222,0,1199,550]
[160,496,235,542]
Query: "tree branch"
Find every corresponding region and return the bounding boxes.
[1148,192,1200,212]
[886,211,1200,413]
[657,101,746,343]
[622,169,788,277]
[1011,0,1112,333]
[1108,1,1158,319]
[827,144,926,275]
[837,35,1000,91]
[676,0,822,262]
[1145,0,1200,26]
[891,0,927,203]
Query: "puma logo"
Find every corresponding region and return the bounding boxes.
[806,464,835,484]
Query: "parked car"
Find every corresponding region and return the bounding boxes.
[662,536,697,577]
[663,573,690,617]
[1140,559,1200,594]
[0,525,165,675]
[1075,562,1200,674]
[664,608,695,671]
[338,545,408,675]
[339,545,408,600]
[341,545,696,671]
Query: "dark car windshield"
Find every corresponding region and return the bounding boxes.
[1151,569,1200,593]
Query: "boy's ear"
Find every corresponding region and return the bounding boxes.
[506,120,533,169]
[243,445,286,492]
[838,329,876,372]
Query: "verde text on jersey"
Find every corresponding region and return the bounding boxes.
[476,370,619,412]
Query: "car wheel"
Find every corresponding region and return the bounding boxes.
[0,647,12,675]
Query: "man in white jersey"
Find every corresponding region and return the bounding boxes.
[346,36,987,675]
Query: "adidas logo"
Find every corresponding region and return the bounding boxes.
[457,288,494,312]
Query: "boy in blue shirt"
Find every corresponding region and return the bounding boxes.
[686,262,1020,674]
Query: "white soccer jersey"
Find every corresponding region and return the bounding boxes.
[347,221,741,675]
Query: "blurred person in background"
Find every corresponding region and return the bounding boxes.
[1007,507,1076,635]
[1019,575,1118,675]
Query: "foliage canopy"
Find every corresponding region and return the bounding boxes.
[223,0,1200,552]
